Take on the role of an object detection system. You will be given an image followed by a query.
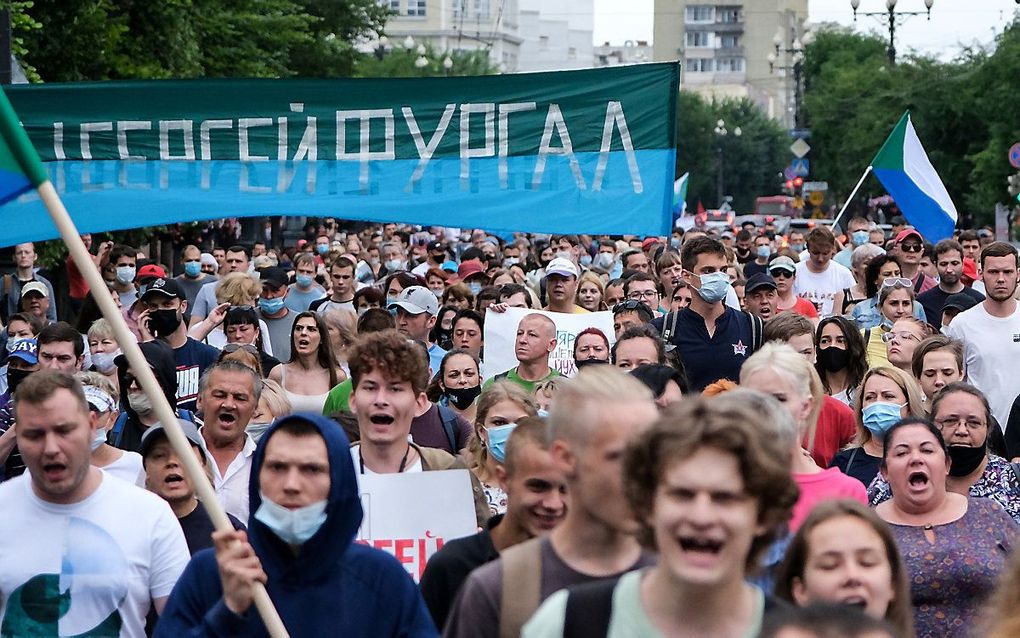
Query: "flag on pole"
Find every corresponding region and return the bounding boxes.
[872,111,958,241]
[672,172,689,217]
[0,89,48,205]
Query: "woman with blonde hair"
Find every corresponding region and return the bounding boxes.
[246,378,293,441]
[468,381,539,516]
[831,366,926,487]
[574,271,607,313]
[775,500,914,638]
[188,272,274,355]
[740,342,866,531]
[320,308,358,375]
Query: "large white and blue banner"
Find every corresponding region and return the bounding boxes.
[0,63,680,244]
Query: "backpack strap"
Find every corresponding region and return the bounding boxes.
[744,311,764,352]
[436,404,460,453]
[661,310,680,347]
[111,411,129,447]
[563,578,618,638]
[499,538,543,638]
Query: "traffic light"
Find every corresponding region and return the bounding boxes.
[793,176,804,188]
[1009,173,1020,202]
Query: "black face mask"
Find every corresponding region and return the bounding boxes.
[576,358,611,369]
[446,385,482,410]
[149,309,181,338]
[947,445,986,477]
[817,346,850,373]
[7,367,31,394]
[435,329,453,351]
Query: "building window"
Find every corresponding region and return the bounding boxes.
[539,35,549,49]
[718,34,739,49]
[686,58,713,73]
[716,7,741,23]
[685,6,713,23]
[389,0,401,12]
[686,31,710,47]
[407,0,426,15]
[715,57,744,72]
[568,47,577,59]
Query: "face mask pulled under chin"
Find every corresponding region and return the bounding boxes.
[254,492,328,545]
[947,444,986,477]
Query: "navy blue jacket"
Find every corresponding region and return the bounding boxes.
[154,413,438,637]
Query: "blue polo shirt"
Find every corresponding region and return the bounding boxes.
[664,306,758,391]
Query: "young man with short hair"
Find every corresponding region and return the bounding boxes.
[0,371,190,635]
[36,321,85,373]
[793,227,855,318]
[174,244,215,308]
[544,258,587,314]
[286,253,326,313]
[420,418,567,631]
[834,216,872,268]
[310,257,357,315]
[742,234,773,278]
[444,367,659,638]
[256,267,294,361]
[917,239,984,329]
[612,300,653,340]
[623,273,662,315]
[389,285,447,374]
[108,243,140,308]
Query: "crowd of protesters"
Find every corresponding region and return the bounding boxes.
[0,215,1018,637]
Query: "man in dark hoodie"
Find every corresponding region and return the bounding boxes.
[154,413,437,637]
[111,340,182,453]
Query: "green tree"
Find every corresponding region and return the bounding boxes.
[354,41,498,78]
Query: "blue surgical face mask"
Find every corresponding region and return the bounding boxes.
[259,297,286,314]
[91,425,108,451]
[852,230,870,247]
[791,243,806,253]
[861,402,906,440]
[183,261,202,278]
[384,259,405,272]
[295,274,314,288]
[468,281,483,296]
[595,253,615,269]
[756,246,771,259]
[254,493,328,545]
[487,423,517,463]
[670,237,681,249]
[246,422,272,442]
[317,244,330,256]
[579,254,593,268]
[115,266,135,285]
[693,271,730,304]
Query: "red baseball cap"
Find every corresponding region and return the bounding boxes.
[894,229,922,244]
[454,259,486,283]
[137,264,166,280]
[962,257,978,282]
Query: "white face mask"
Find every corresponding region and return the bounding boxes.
[254,492,328,545]
[91,426,108,451]
[128,390,153,415]
[91,350,121,375]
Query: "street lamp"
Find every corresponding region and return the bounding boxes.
[714,120,741,208]
[850,0,934,64]
[769,27,809,129]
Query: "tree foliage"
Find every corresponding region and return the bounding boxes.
[676,91,788,213]
[354,41,499,78]
[801,21,1020,226]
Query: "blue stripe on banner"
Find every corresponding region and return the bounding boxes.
[0,149,674,244]
[873,168,956,242]
[0,168,32,207]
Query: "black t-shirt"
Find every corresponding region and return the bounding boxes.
[179,499,246,555]
[830,447,882,487]
[917,285,984,329]
[742,260,769,278]
[419,514,502,631]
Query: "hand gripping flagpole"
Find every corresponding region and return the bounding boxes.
[832,165,873,234]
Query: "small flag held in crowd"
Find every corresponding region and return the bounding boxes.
[872,111,958,241]
[672,172,689,217]
[0,89,48,206]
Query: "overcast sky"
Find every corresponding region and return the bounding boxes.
[593,0,1017,60]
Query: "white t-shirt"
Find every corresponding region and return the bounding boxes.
[945,302,1020,426]
[99,450,145,487]
[0,473,189,638]
[793,260,856,318]
[349,444,423,480]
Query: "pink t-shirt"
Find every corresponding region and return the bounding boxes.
[790,467,867,531]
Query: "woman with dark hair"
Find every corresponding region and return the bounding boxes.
[852,254,926,329]
[814,316,868,405]
[774,500,913,637]
[268,311,345,414]
[426,348,482,424]
[383,271,427,305]
[222,305,280,376]
[874,416,1019,637]
[628,364,688,409]
[353,286,384,315]
[431,305,458,351]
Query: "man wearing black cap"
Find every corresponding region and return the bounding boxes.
[744,273,779,321]
[257,267,294,361]
[140,418,244,555]
[412,239,448,277]
[940,293,979,329]
[141,277,219,413]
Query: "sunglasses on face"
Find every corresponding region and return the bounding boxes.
[222,343,258,355]
[613,300,644,313]
[900,243,923,253]
[769,269,794,279]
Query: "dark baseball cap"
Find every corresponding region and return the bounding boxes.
[258,267,290,290]
[140,277,184,301]
[139,418,205,459]
[745,273,778,294]
[943,293,978,314]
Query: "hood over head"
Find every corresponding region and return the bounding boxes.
[248,413,362,584]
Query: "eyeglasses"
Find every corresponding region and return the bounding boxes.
[881,277,913,289]
[627,290,659,300]
[935,416,986,431]
[900,243,923,253]
[222,343,258,355]
[881,331,921,343]
[769,269,794,279]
